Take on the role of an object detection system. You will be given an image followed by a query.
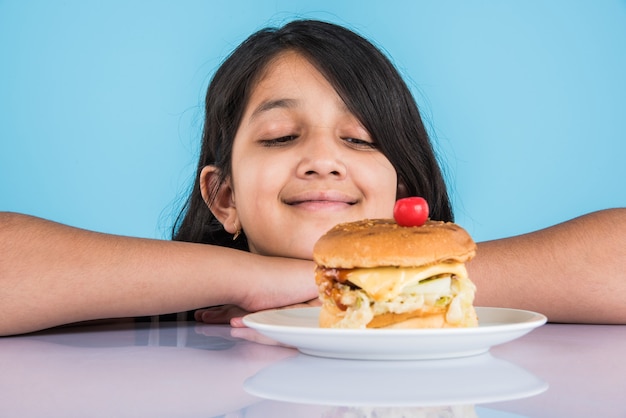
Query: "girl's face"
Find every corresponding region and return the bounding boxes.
[229,51,397,259]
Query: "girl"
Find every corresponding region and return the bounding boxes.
[1,20,624,336]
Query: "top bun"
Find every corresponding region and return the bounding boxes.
[313,219,476,269]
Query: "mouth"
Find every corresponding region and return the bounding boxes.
[283,191,358,209]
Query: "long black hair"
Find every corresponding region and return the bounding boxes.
[172,19,453,248]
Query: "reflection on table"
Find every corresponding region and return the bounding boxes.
[0,318,624,417]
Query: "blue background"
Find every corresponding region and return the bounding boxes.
[1,1,625,242]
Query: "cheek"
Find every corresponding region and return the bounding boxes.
[360,157,398,208]
[232,156,286,220]
[246,152,289,181]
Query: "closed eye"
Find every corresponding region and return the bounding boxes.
[259,135,298,147]
[343,137,378,150]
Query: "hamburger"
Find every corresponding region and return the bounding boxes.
[313,218,478,329]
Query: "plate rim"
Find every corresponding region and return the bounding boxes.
[242,306,547,360]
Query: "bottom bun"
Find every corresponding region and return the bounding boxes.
[319,303,345,328]
[319,304,478,329]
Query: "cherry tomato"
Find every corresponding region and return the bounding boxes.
[393,197,429,227]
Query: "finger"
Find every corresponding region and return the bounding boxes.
[194,309,207,322]
[195,307,232,324]
[194,306,229,322]
[196,305,250,324]
[230,316,246,328]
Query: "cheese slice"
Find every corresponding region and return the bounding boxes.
[345,263,468,302]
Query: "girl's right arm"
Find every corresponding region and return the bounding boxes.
[0,212,317,336]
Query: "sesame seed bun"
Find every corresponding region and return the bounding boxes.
[313,218,476,269]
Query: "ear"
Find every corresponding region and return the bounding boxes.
[200,165,239,234]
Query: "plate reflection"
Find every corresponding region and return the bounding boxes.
[244,352,547,409]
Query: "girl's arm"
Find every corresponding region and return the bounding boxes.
[469,208,626,324]
[0,212,318,336]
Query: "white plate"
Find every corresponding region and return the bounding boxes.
[243,307,546,360]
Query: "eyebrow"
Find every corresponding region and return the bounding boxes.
[249,98,298,121]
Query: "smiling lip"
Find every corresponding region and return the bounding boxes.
[284,191,358,210]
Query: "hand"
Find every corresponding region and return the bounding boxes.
[195,299,322,347]
[195,298,322,328]
[194,305,248,326]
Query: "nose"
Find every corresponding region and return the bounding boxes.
[296,133,347,179]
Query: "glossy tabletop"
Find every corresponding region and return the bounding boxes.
[1,318,624,417]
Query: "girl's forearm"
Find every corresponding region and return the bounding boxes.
[0,212,317,336]
[469,208,626,324]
